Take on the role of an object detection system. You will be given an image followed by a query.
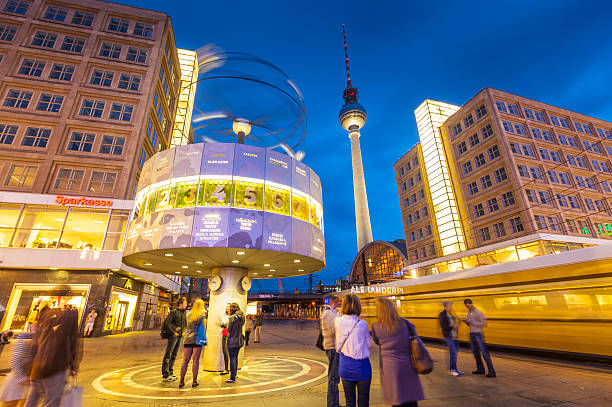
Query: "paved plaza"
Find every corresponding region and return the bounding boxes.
[0,321,610,406]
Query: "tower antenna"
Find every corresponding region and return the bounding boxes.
[342,24,358,104]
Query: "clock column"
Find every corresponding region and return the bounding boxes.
[203,267,250,371]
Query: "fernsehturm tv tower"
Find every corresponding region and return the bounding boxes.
[338,24,373,251]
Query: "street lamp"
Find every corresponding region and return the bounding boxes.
[232,119,251,144]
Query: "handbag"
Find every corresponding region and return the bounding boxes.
[60,378,83,407]
[403,319,433,374]
[316,330,325,351]
[195,319,207,346]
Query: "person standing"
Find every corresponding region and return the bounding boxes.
[24,304,81,407]
[372,298,424,407]
[335,293,372,407]
[439,301,463,376]
[321,295,341,407]
[161,297,187,382]
[220,326,230,375]
[225,303,245,384]
[83,309,98,337]
[0,331,35,406]
[179,299,206,388]
[253,310,263,343]
[463,299,496,377]
[244,315,254,346]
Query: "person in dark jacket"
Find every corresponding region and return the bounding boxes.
[372,298,424,407]
[439,301,463,376]
[253,310,263,343]
[224,303,245,383]
[161,297,187,382]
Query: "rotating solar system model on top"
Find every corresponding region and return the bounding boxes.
[122,51,325,371]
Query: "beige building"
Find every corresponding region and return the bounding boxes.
[395,88,612,268]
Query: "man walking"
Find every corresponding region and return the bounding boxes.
[439,301,463,376]
[320,295,341,407]
[253,310,263,343]
[161,297,187,382]
[463,299,496,377]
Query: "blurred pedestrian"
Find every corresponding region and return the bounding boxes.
[24,303,81,407]
[439,301,463,376]
[321,295,341,407]
[225,303,245,384]
[179,299,206,388]
[253,310,263,343]
[372,298,424,407]
[335,293,372,407]
[83,309,98,337]
[0,330,14,360]
[0,330,34,406]
[244,315,254,346]
[463,299,496,377]
[160,297,187,382]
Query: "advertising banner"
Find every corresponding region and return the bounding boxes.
[151,148,175,184]
[265,149,292,186]
[291,218,311,256]
[292,159,310,195]
[228,208,264,250]
[159,208,195,249]
[173,143,204,178]
[138,157,153,192]
[192,207,229,247]
[310,226,325,261]
[201,143,235,176]
[234,144,265,179]
[262,212,291,252]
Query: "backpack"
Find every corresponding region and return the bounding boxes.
[160,311,174,339]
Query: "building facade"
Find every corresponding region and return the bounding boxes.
[0,0,192,335]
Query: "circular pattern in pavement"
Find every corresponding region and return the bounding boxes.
[91,355,327,400]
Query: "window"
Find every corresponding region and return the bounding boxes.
[601,181,611,192]
[474,153,485,167]
[584,198,595,211]
[109,103,133,121]
[99,43,121,59]
[582,140,601,153]
[547,170,559,183]
[99,135,125,155]
[550,151,560,162]
[44,6,67,21]
[575,122,592,134]
[31,31,56,48]
[575,175,586,188]
[566,154,577,166]
[531,128,542,139]
[550,115,560,126]
[509,217,524,233]
[568,195,580,209]
[535,111,545,122]
[420,247,427,258]
[90,70,114,86]
[559,172,570,185]
[407,178,414,187]
[502,192,515,207]
[146,118,158,150]
[126,47,147,63]
[524,108,534,119]
[0,124,17,144]
[522,144,535,157]
[452,123,462,136]
[456,141,467,154]
[575,156,587,168]
[71,11,94,26]
[559,117,570,128]
[473,204,484,218]
[108,17,129,33]
[462,161,472,174]
[67,132,95,152]
[79,99,104,118]
[517,164,529,177]
[494,167,507,182]
[495,101,507,113]
[592,159,610,172]
[556,194,568,207]
[481,124,493,139]
[418,189,425,199]
[118,73,141,91]
[401,182,407,192]
[594,199,605,212]
[541,129,553,141]
[414,209,420,221]
[415,172,422,182]
[597,128,611,139]
[35,94,63,112]
[468,182,478,195]
[60,36,84,53]
[493,222,505,238]
[548,216,561,231]
[530,166,543,180]
[407,214,412,224]
[526,189,538,203]
[481,175,492,189]
[539,148,550,161]
[503,120,513,133]
[48,63,74,81]
[422,207,428,217]
[535,215,547,230]
[469,133,479,147]
[0,24,17,41]
[507,103,519,115]
[475,104,487,119]
[3,89,32,108]
[486,198,499,213]
[153,91,163,121]
[488,145,500,160]
[479,227,491,242]
[21,127,50,147]
[54,168,84,191]
[403,198,409,208]
[3,0,29,14]
[133,22,153,37]
[510,142,521,155]
[464,114,474,128]
[88,171,116,193]
[18,59,45,76]
[5,164,36,186]
[539,191,551,204]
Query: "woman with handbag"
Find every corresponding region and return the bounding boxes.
[372,298,425,407]
[179,299,206,388]
[334,293,372,407]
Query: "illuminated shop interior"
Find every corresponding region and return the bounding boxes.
[171,49,198,147]
[349,241,410,285]
[104,287,138,333]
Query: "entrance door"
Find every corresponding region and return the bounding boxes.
[113,301,129,333]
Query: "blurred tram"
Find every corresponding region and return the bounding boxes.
[351,245,612,361]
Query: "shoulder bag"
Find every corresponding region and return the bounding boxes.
[338,319,360,355]
[195,317,207,346]
[316,330,325,351]
[403,319,433,374]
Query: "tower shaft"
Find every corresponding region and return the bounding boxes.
[349,130,373,250]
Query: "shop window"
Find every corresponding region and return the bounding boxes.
[11,205,66,248]
[0,203,22,247]
[59,208,109,250]
[103,209,129,250]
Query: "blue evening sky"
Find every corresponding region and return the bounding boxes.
[123,0,612,292]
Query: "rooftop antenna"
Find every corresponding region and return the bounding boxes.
[342,24,358,104]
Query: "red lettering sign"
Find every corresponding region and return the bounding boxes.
[55,195,113,207]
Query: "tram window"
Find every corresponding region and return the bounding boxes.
[564,294,594,310]
[595,295,612,311]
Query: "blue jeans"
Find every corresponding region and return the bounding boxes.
[341,378,371,407]
[228,346,240,380]
[445,338,459,371]
[470,333,495,374]
[162,336,182,378]
[326,349,340,407]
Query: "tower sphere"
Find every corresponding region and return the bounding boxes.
[339,102,367,131]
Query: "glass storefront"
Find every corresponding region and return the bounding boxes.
[103,287,138,333]
[0,203,129,250]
